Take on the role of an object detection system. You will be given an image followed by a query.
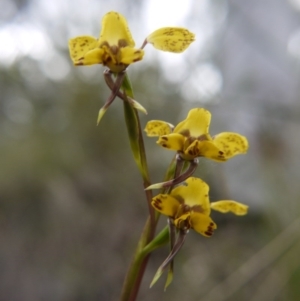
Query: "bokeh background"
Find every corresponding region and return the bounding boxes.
[1,0,300,300]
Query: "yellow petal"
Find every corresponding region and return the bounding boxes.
[174,108,211,137]
[211,200,249,216]
[74,48,104,66]
[147,27,195,53]
[190,140,226,162]
[212,132,249,159]
[151,194,180,217]
[171,177,210,214]
[144,120,174,137]
[68,36,98,64]
[120,47,144,65]
[156,133,185,151]
[99,11,135,47]
[189,212,217,237]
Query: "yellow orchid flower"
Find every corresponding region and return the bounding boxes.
[151,177,248,237]
[68,11,195,73]
[145,108,249,161]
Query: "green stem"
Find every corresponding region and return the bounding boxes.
[120,224,170,301]
[119,73,157,301]
[119,217,151,301]
[121,73,155,225]
[119,74,192,300]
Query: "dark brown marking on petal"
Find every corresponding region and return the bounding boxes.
[118,39,128,47]
[161,136,168,141]
[173,194,184,204]
[205,221,215,234]
[198,134,208,141]
[110,45,119,55]
[186,136,196,144]
[152,198,162,210]
[182,204,191,213]
[180,129,190,137]
[154,204,162,210]
[191,205,203,213]
[99,41,109,48]
[205,230,213,236]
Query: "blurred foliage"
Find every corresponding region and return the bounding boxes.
[1,0,300,300]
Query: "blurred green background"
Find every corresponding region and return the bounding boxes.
[1,0,300,300]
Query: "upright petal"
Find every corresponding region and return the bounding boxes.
[151,194,181,217]
[174,108,211,137]
[68,36,98,65]
[211,200,249,215]
[145,120,174,137]
[157,133,185,151]
[212,132,249,159]
[171,177,210,214]
[146,27,195,53]
[189,212,217,237]
[99,11,135,47]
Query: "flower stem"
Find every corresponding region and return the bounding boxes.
[119,73,157,301]
[121,74,155,226]
[119,217,151,301]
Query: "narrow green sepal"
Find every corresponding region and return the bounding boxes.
[145,182,166,190]
[123,99,143,174]
[129,98,148,115]
[97,107,107,125]
[164,265,174,290]
[122,73,150,182]
[150,255,173,288]
[150,267,164,288]
[150,229,187,288]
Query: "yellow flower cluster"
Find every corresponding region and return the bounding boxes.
[145,108,249,236]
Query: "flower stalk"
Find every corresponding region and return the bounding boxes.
[119,74,156,301]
